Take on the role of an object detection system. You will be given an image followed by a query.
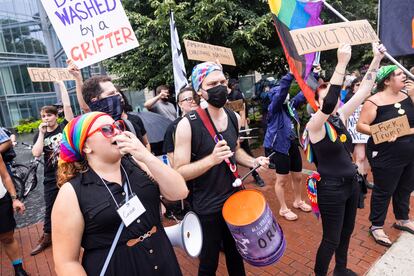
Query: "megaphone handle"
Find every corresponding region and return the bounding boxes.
[240,152,276,182]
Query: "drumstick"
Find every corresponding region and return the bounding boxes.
[239,128,258,133]
[239,136,259,140]
[232,152,276,187]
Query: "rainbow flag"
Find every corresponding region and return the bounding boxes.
[268,0,323,110]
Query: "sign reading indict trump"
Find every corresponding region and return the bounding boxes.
[290,20,378,55]
[40,0,139,68]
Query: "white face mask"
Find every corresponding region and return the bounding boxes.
[283,93,290,104]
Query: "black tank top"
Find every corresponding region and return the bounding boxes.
[311,115,357,178]
[367,96,414,168]
[187,108,240,215]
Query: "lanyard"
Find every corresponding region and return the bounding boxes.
[195,107,240,180]
[99,165,132,208]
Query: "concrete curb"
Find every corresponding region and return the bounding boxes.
[366,232,414,276]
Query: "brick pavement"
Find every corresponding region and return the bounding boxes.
[1,150,413,276]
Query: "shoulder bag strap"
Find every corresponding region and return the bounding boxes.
[195,108,240,180]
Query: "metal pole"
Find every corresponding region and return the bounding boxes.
[323,0,414,80]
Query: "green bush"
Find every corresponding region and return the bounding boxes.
[15,118,65,134]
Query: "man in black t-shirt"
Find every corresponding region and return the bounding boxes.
[174,62,269,276]
[31,82,74,255]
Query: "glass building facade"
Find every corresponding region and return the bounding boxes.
[0,0,103,127]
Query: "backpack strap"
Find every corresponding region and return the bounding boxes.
[122,118,136,136]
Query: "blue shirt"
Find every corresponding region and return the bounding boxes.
[263,73,306,154]
[0,128,10,144]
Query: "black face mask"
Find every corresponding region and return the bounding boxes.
[89,94,123,120]
[206,85,228,108]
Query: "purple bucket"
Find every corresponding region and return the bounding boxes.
[222,190,286,267]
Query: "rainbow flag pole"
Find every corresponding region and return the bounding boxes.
[268,0,324,111]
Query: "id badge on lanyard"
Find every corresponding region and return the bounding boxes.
[117,193,146,227]
[100,165,146,227]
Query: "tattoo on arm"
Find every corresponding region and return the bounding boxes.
[366,73,372,80]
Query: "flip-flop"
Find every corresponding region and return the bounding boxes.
[279,209,298,221]
[393,222,414,234]
[369,228,392,247]
[293,201,312,212]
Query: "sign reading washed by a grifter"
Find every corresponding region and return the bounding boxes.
[40,0,139,68]
[290,20,379,55]
[183,39,236,66]
[27,67,76,82]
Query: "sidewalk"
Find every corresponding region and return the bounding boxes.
[1,150,413,275]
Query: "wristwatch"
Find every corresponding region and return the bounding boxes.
[10,194,18,200]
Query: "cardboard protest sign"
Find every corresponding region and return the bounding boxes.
[225,99,244,112]
[370,115,411,144]
[27,68,76,82]
[40,0,139,69]
[290,20,379,55]
[347,105,369,143]
[183,39,236,66]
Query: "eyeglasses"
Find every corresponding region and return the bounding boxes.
[87,120,126,138]
[180,97,194,103]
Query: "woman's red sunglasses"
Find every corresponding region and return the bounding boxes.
[87,120,126,138]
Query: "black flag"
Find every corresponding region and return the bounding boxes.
[379,0,414,57]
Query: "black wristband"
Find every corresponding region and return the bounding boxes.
[321,85,342,115]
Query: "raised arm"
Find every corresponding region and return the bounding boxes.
[339,43,386,120]
[113,131,188,201]
[56,81,74,121]
[144,92,165,110]
[306,44,352,138]
[67,59,90,113]
[52,183,86,276]
[268,73,294,114]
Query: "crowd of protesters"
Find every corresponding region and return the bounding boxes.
[0,42,414,276]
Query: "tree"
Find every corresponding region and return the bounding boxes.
[105,0,381,91]
[105,0,285,91]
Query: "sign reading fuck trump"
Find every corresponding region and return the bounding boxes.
[41,0,139,68]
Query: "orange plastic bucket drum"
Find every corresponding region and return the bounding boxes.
[222,189,286,266]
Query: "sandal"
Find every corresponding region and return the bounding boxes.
[279,209,298,221]
[369,228,392,247]
[293,201,312,212]
[393,221,414,234]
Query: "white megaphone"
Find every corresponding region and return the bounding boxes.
[164,211,203,258]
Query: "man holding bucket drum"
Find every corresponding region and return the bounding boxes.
[174,61,269,276]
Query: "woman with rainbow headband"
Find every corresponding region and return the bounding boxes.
[357,65,414,247]
[51,112,188,276]
[305,43,385,276]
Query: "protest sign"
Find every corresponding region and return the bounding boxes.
[183,39,236,66]
[290,20,379,55]
[27,68,75,82]
[370,115,411,144]
[225,99,244,112]
[40,0,139,69]
[347,105,369,143]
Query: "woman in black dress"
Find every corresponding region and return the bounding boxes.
[357,65,414,247]
[52,112,188,276]
[306,43,385,276]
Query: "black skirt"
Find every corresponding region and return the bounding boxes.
[0,194,16,234]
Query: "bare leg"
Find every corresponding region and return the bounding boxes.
[0,231,20,261]
[291,171,303,204]
[275,173,290,211]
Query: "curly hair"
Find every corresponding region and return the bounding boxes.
[82,75,112,104]
[57,159,89,188]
